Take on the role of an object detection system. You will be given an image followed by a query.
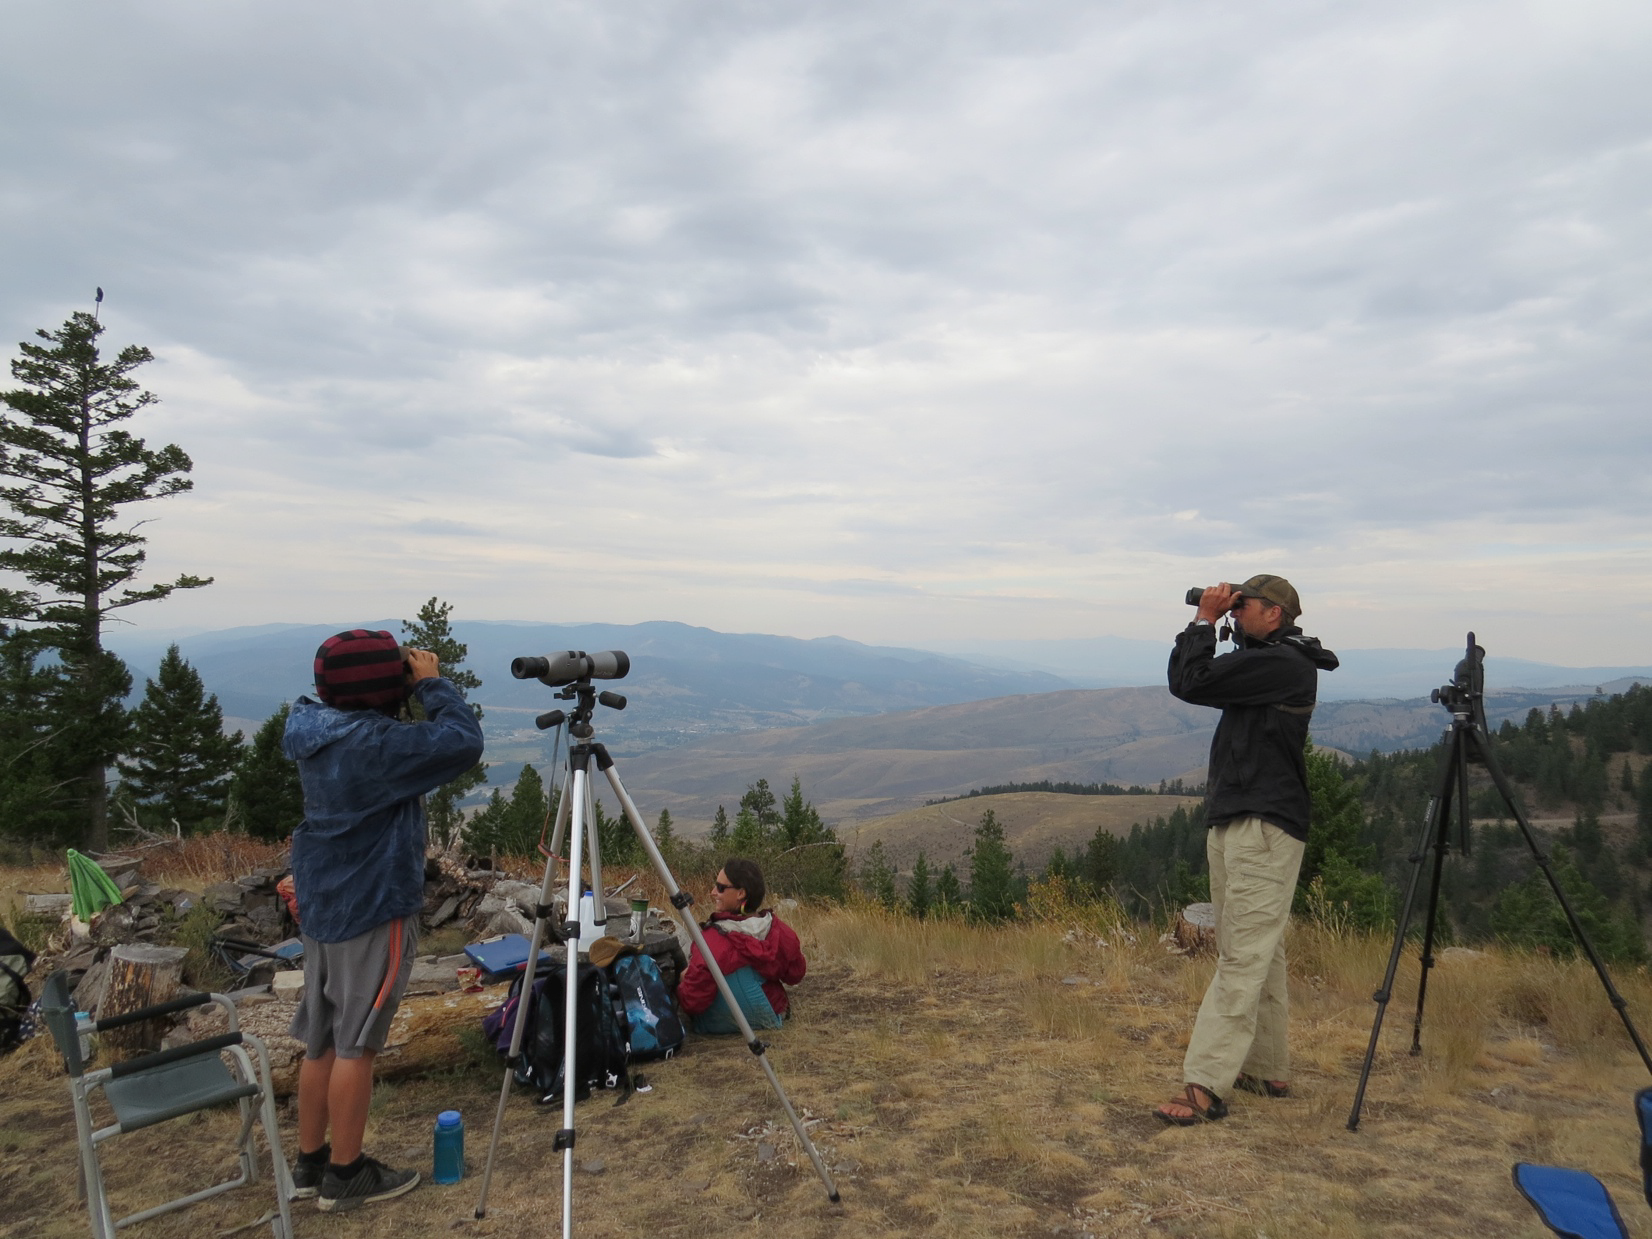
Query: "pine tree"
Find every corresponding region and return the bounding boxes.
[402,597,486,848]
[230,703,304,841]
[466,765,551,858]
[780,775,833,846]
[934,863,963,913]
[1082,826,1119,896]
[731,805,766,852]
[858,839,899,910]
[967,808,1017,923]
[116,645,242,834]
[739,778,780,841]
[709,804,730,847]
[655,807,675,850]
[906,851,934,919]
[465,789,510,857]
[596,794,642,866]
[0,624,78,842]
[0,310,210,848]
[506,766,551,857]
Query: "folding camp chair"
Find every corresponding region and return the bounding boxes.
[39,970,294,1239]
[1513,1087,1652,1239]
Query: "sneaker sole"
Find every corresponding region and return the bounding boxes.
[317,1171,421,1212]
[290,1187,319,1201]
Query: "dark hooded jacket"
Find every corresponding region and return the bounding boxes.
[1168,620,1339,842]
[284,677,484,943]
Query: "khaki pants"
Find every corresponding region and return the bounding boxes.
[1182,816,1305,1094]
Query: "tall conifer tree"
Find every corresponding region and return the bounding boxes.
[966,808,1016,923]
[230,703,304,841]
[117,645,241,833]
[906,851,934,919]
[402,597,485,848]
[0,310,209,848]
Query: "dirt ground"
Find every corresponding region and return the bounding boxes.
[6,903,1652,1238]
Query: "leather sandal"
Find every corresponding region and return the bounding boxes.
[1154,1084,1228,1126]
[1233,1073,1289,1098]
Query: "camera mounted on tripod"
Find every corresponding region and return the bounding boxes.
[511,650,629,739]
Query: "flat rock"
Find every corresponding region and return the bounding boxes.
[406,958,460,994]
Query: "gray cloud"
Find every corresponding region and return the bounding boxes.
[2,0,1649,659]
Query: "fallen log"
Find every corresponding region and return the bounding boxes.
[185,985,512,1096]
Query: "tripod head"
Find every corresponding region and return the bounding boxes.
[1430,632,1488,729]
[511,650,628,739]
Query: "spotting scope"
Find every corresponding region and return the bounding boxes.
[510,650,630,687]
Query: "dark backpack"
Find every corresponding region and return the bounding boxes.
[607,951,684,1061]
[483,962,632,1105]
[0,925,38,1053]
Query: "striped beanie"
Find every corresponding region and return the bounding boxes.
[313,629,407,710]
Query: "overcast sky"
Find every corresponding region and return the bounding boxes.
[3,1,1649,663]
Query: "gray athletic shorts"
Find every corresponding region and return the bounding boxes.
[290,917,418,1060]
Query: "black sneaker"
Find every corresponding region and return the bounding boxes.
[291,1146,329,1200]
[316,1156,420,1212]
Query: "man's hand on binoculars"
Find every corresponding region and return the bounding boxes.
[1196,583,1240,624]
[405,648,440,683]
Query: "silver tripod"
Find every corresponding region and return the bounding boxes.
[474,651,839,1235]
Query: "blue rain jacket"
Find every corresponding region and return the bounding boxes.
[284,677,485,944]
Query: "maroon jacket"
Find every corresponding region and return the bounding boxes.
[678,910,806,1017]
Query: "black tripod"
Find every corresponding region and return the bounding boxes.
[1347,634,1652,1130]
[472,651,839,1235]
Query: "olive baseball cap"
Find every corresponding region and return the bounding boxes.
[1234,574,1301,620]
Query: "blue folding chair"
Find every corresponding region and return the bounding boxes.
[1513,1088,1652,1239]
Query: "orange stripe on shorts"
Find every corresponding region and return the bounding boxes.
[373,917,404,1011]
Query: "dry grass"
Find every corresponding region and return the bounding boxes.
[7,892,1652,1237]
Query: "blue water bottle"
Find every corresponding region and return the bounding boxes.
[433,1110,464,1184]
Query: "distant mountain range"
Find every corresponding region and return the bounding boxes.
[613,681,1645,830]
[101,619,1651,830]
[104,620,1069,750]
[921,635,1652,701]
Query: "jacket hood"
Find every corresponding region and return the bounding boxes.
[1239,625,1339,671]
[1278,627,1339,671]
[283,695,377,761]
[713,911,773,942]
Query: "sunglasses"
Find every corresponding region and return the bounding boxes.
[713,880,733,893]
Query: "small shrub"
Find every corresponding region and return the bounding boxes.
[172,902,233,991]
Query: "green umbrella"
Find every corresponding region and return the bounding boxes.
[67,848,125,921]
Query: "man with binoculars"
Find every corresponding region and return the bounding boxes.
[1155,576,1338,1126]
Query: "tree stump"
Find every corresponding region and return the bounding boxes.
[1175,903,1218,955]
[97,944,187,1057]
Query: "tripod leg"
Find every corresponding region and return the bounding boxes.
[1470,729,1652,1077]
[1409,798,1453,1056]
[547,776,572,860]
[598,752,841,1202]
[556,757,593,1239]
[1347,726,1460,1130]
[475,808,572,1218]
[574,769,607,939]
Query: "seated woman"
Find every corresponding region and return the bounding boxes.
[677,859,806,1034]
